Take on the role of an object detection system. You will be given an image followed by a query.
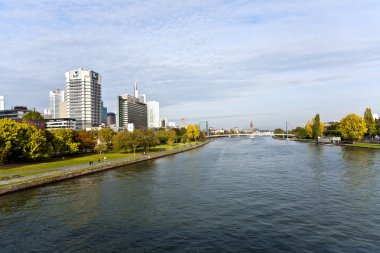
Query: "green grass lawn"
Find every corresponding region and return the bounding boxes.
[345,143,380,149]
[0,142,199,179]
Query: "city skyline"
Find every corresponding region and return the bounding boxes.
[1,1,380,129]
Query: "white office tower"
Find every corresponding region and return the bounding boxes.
[65,68,102,130]
[139,94,146,104]
[147,101,160,128]
[49,89,65,118]
[0,96,4,110]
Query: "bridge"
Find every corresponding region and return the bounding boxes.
[207,132,295,138]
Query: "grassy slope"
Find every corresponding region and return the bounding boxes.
[345,143,380,149]
[0,142,198,179]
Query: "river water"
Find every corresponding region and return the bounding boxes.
[1,138,380,252]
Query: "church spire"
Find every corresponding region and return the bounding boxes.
[134,80,138,98]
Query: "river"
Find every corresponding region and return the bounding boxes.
[1,138,380,252]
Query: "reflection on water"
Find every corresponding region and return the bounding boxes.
[1,138,380,252]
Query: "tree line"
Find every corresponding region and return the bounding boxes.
[0,117,206,164]
[277,108,379,142]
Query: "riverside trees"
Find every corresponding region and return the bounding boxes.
[0,118,207,164]
[298,109,373,142]
[305,114,324,141]
[364,108,376,138]
[338,114,367,142]
[0,119,52,163]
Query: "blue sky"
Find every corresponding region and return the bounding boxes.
[1,0,380,129]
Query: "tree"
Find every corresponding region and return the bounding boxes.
[156,129,169,144]
[22,111,44,121]
[273,128,285,134]
[338,114,367,142]
[75,130,96,151]
[291,127,307,139]
[138,129,159,153]
[166,129,177,145]
[305,121,313,138]
[312,113,322,142]
[193,125,200,141]
[305,116,324,140]
[199,131,207,141]
[0,119,34,163]
[51,129,79,154]
[364,108,376,138]
[113,131,133,152]
[324,122,341,137]
[24,129,53,160]
[186,125,195,141]
[186,124,200,142]
[129,130,143,154]
[97,128,115,151]
[181,133,188,143]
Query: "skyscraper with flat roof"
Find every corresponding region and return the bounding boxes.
[117,94,147,130]
[49,89,65,118]
[65,68,102,130]
[147,101,160,128]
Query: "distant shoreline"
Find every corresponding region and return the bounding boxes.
[275,137,380,149]
[0,141,212,196]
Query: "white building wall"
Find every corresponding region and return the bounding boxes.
[65,68,102,130]
[49,89,65,118]
[0,96,4,110]
[147,101,160,128]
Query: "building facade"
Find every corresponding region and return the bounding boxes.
[101,101,107,125]
[49,89,65,118]
[117,94,147,130]
[0,106,28,119]
[65,68,102,130]
[107,112,116,126]
[198,121,209,135]
[147,101,160,128]
[0,96,4,110]
[45,118,76,130]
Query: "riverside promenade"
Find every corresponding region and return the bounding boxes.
[0,141,211,195]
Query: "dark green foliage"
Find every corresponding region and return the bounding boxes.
[291,127,307,139]
[312,113,321,142]
[273,128,285,134]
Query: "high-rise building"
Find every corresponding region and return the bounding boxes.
[147,101,160,128]
[198,121,209,135]
[139,94,147,104]
[161,118,168,128]
[117,94,147,130]
[65,68,102,130]
[0,96,4,110]
[101,101,107,124]
[49,89,65,118]
[107,112,116,126]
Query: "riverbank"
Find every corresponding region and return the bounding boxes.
[289,138,380,149]
[0,141,211,195]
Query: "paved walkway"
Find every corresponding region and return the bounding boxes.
[0,154,145,186]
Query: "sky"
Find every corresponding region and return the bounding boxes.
[1,0,380,130]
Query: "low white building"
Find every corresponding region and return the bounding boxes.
[45,118,76,130]
[318,136,341,144]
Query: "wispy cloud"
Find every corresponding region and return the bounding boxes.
[1,0,380,128]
